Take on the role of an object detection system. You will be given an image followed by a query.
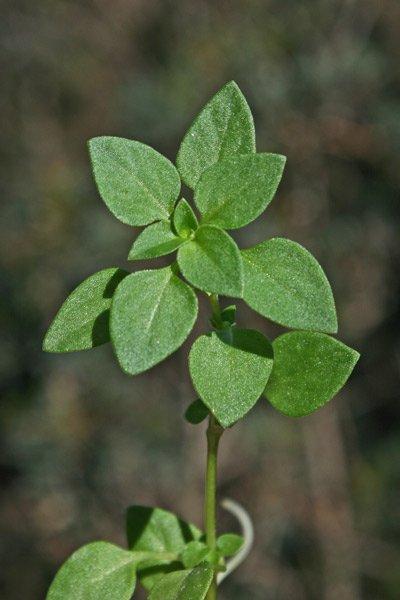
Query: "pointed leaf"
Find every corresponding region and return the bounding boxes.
[110,266,198,375]
[128,220,184,260]
[43,268,129,353]
[195,153,286,229]
[88,137,181,226]
[189,327,274,427]
[217,534,244,557]
[177,81,256,189]
[181,541,210,568]
[148,562,213,600]
[185,399,210,425]
[46,542,139,600]
[173,198,198,238]
[177,225,243,297]
[242,238,338,333]
[264,331,360,417]
[127,506,203,591]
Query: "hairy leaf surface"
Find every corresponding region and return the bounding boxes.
[43,268,129,352]
[128,220,184,260]
[46,542,140,600]
[177,225,243,297]
[177,81,255,189]
[88,137,180,226]
[242,238,337,332]
[110,266,198,375]
[264,331,360,417]
[189,328,274,427]
[195,153,286,229]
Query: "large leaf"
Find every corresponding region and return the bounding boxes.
[43,268,129,352]
[264,331,360,417]
[88,137,181,226]
[128,220,184,260]
[189,327,274,427]
[110,266,198,375]
[177,225,243,297]
[177,81,255,189]
[46,542,141,600]
[242,238,338,333]
[127,506,203,590]
[195,153,286,229]
[173,198,198,238]
[148,562,214,600]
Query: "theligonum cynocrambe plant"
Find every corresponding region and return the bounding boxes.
[43,81,359,600]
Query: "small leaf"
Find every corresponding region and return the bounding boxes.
[185,399,210,425]
[128,221,184,260]
[220,305,236,326]
[46,542,140,600]
[264,331,360,417]
[217,534,244,557]
[181,541,210,568]
[110,266,198,375]
[173,198,198,238]
[189,327,274,427]
[88,137,181,226]
[127,506,203,591]
[195,153,286,229]
[177,225,243,297]
[242,238,338,333]
[177,81,256,189]
[148,562,213,600]
[43,268,129,353]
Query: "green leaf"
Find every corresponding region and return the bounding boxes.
[46,542,141,600]
[177,81,256,189]
[177,225,243,297]
[88,137,181,226]
[185,399,210,425]
[242,238,338,333]
[195,153,286,229]
[264,331,360,417]
[180,541,210,568]
[148,562,213,600]
[43,268,129,353]
[173,198,198,238]
[189,327,274,427]
[127,506,203,591]
[217,534,244,556]
[220,305,236,326]
[110,266,198,375]
[128,220,184,260]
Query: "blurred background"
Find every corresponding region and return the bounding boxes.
[1,1,399,598]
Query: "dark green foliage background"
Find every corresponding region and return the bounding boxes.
[1,1,399,599]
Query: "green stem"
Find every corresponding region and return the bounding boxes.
[205,414,224,600]
[209,293,222,329]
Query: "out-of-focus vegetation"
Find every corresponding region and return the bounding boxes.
[1,1,399,599]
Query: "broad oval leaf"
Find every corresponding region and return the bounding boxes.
[173,198,198,238]
[177,81,256,189]
[88,137,181,226]
[128,220,184,260]
[46,542,138,600]
[264,331,360,417]
[242,238,338,333]
[110,266,198,375]
[148,562,213,600]
[189,327,274,427]
[181,541,210,569]
[177,225,243,297]
[127,506,203,591]
[195,153,286,229]
[43,268,129,353]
